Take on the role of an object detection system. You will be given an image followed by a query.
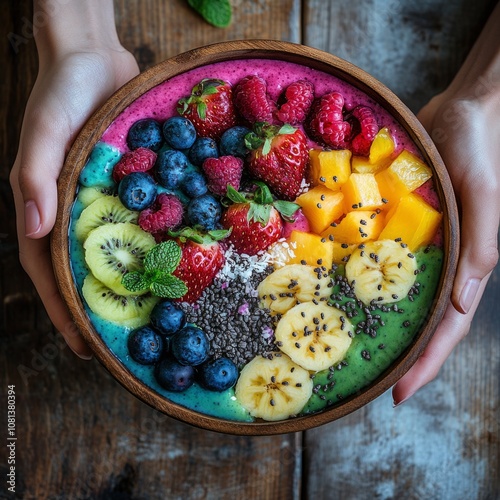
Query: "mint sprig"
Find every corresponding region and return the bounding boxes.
[187,0,232,28]
[121,240,187,299]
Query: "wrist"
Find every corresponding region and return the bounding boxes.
[34,0,124,64]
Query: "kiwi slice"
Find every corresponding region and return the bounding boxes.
[76,186,116,208]
[82,273,159,326]
[75,196,138,242]
[83,222,156,296]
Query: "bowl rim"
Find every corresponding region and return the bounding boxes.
[52,39,459,435]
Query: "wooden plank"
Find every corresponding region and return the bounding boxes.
[1,1,303,498]
[302,0,500,498]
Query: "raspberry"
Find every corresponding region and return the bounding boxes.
[306,92,351,149]
[349,105,379,156]
[202,156,244,196]
[233,75,276,124]
[112,147,157,182]
[275,80,314,125]
[138,193,183,233]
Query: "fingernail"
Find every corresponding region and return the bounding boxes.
[459,278,480,314]
[25,200,41,236]
[69,346,93,361]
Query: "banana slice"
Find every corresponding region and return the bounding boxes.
[235,353,313,421]
[257,264,332,316]
[275,301,353,372]
[345,239,417,305]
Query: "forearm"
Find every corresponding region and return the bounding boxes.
[34,0,122,62]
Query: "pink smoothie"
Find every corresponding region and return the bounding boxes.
[102,59,419,156]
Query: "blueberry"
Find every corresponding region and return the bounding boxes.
[127,119,164,151]
[187,194,221,230]
[197,357,239,392]
[150,300,186,336]
[163,116,197,150]
[182,171,208,198]
[170,326,210,366]
[118,172,157,211]
[155,149,188,190]
[220,126,251,158]
[188,137,218,166]
[127,326,164,365]
[154,356,195,392]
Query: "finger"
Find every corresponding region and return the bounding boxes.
[452,176,499,313]
[392,276,490,406]
[11,161,92,360]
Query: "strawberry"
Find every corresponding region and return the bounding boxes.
[202,155,244,196]
[306,92,352,149]
[112,147,157,182]
[233,75,276,124]
[221,183,299,256]
[177,79,237,140]
[246,123,309,201]
[170,228,228,303]
[348,105,379,156]
[275,80,314,125]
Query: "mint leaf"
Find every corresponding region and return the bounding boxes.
[144,241,182,274]
[188,0,232,28]
[150,274,188,299]
[122,272,150,293]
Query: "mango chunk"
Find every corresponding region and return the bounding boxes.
[369,127,395,164]
[321,210,385,244]
[296,186,344,234]
[378,193,442,251]
[309,149,351,191]
[283,230,334,270]
[351,155,391,174]
[375,149,432,208]
[341,173,384,212]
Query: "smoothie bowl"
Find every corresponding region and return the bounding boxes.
[52,40,458,435]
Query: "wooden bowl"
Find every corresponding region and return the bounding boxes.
[52,40,459,435]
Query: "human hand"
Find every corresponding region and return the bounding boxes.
[392,87,500,405]
[10,46,139,359]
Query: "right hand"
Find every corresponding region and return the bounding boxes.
[10,47,139,358]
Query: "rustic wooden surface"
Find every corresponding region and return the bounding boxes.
[1,0,498,498]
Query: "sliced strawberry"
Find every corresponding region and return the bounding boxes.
[221,183,299,256]
[202,155,244,196]
[112,147,157,182]
[348,105,379,156]
[275,80,314,125]
[306,92,351,149]
[246,123,309,201]
[171,228,228,303]
[177,79,237,140]
[233,75,276,124]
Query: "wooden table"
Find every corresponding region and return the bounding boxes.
[1,1,499,498]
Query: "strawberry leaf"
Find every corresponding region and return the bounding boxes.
[262,137,273,156]
[253,182,274,205]
[150,274,188,299]
[247,203,271,226]
[197,101,207,120]
[244,131,264,151]
[273,200,300,221]
[278,124,297,135]
[226,185,248,204]
[144,241,182,274]
[207,229,231,241]
[121,271,150,293]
